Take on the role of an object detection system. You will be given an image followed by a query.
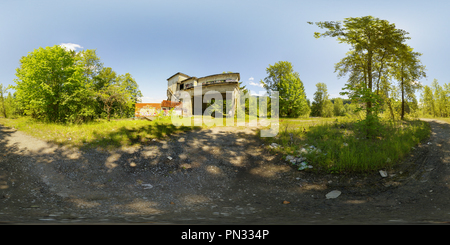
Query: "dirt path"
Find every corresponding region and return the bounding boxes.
[1,119,450,224]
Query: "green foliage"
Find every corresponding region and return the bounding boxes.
[13,45,142,123]
[311,16,425,137]
[95,68,142,120]
[341,83,384,138]
[333,97,345,116]
[420,79,450,118]
[261,61,309,118]
[321,99,334,117]
[278,73,310,117]
[14,45,93,123]
[391,45,426,119]
[264,117,430,173]
[0,84,11,118]
[311,82,329,117]
[96,84,127,121]
[261,61,295,92]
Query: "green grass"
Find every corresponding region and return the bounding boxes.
[0,114,264,150]
[263,117,431,173]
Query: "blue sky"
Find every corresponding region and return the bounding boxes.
[1,0,448,103]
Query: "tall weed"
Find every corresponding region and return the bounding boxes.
[265,117,431,173]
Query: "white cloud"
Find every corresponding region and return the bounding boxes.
[60,43,83,51]
[248,77,265,88]
[249,81,264,88]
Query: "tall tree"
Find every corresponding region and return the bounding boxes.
[77,49,103,81]
[311,83,328,117]
[278,73,309,117]
[421,85,435,117]
[442,83,450,117]
[94,67,139,119]
[261,61,297,93]
[333,97,344,116]
[261,61,308,117]
[14,45,141,122]
[14,45,95,122]
[96,84,128,121]
[322,99,334,117]
[431,79,445,117]
[117,73,142,117]
[0,84,10,118]
[392,44,426,119]
[311,16,412,136]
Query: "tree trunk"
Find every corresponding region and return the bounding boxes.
[367,50,373,118]
[107,106,111,121]
[387,95,395,120]
[401,76,405,120]
[366,49,373,137]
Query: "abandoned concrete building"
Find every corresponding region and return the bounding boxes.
[166,72,240,116]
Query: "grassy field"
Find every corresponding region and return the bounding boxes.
[0,116,201,150]
[0,114,262,150]
[0,115,432,173]
[262,117,431,173]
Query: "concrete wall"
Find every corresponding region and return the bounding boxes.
[175,83,240,116]
[168,72,240,116]
[179,77,197,90]
[167,73,190,96]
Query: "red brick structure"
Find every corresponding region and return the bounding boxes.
[135,103,161,117]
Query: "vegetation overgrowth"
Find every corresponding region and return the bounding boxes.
[0,114,263,150]
[262,116,431,173]
[0,116,200,150]
[0,113,433,174]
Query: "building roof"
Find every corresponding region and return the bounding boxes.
[179,76,197,83]
[135,103,161,110]
[199,72,240,81]
[167,72,240,82]
[161,100,182,108]
[167,72,190,81]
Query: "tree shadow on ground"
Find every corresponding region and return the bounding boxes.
[1,119,450,224]
[86,121,202,149]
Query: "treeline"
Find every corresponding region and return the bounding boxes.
[258,61,357,118]
[308,82,355,118]
[260,61,310,118]
[310,16,428,137]
[420,79,450,118]
[1,45,142,123]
